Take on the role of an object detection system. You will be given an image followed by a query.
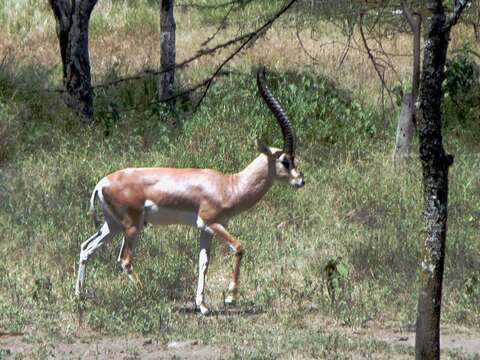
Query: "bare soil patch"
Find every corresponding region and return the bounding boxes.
[0,334,230,359]
[1,318,479,359]
[370,324,480,355]
[306,314,480,357]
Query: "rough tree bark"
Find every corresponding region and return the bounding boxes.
[49,0,97,121]
[415,1,469,359]
[393,1,421,168]
[159,0,176,109]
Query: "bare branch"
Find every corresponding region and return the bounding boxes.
[47,0,298,97]
[335,32,352,74]
[95,0,299,115]
[201,3,235,47]
[359,13,395,109]
[47,29,261,93]
[96,72,227,116]
[367,4,387,34]
[400,0,415,29]
[446,0,471,30]
[176,0,243,10]
[193,0,300,110]
[295,24,319,64]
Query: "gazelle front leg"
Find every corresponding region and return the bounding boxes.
[195,230,213,315]
[209,223,244,305]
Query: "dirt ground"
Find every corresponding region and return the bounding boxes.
[371,325,480,355]
[1,323,479,359]
[0,334,230,359]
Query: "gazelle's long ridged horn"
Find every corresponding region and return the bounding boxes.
[257,67,296,160]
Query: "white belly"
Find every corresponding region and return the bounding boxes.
[144,201,197,226]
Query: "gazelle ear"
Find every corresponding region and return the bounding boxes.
[256,139,272,155]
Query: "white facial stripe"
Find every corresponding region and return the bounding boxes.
[96,177,110,203]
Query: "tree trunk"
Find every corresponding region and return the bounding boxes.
[394,2,421,168]
[50,0,97,121]
[415,1,464,358]
[159,0,176,109]
[411,13,421,108]
[393,93,415,167]
[473,22,480,42]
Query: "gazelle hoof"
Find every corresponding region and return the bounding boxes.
[197,303,210,315]
[224,295,236,306]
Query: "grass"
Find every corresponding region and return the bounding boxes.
[1,0,480,358]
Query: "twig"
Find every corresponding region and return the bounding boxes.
[400,0,415,29]
[305,37,411,59]
[201,3,235,47]
[446,0,470,31]
[295,24,319,64]
[46,29,263,93]
[176,0,241,10]
[95,72,228,116]
[193,0,300,111]
[370,34,402,84]
[359,13,396,110]
[335,31,353,74]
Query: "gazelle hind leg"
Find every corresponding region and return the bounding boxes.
[75,219,120,296]
[118,221,144,289]
[195,230,213,315]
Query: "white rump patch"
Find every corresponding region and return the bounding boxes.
[95,177,111,203]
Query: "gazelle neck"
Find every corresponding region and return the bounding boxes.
[227,154,274,215]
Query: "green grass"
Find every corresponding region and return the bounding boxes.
[1,1,480,355]
[0,53,479,358]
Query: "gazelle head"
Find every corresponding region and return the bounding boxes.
[257,68,305,189]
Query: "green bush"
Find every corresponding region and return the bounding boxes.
[443,43,480,142]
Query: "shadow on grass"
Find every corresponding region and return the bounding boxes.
[174,304,265,317]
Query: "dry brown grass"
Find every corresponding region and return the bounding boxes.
[1,3,478,105]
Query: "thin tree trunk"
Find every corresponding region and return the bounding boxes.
[393,93,415,166]
[415,0,468,358]
[473,22,480,42]
[50,0,71,80]
[394,2,421,168]
[159,0,176,109]
[411,13,421,107]
[50,0,97,121]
